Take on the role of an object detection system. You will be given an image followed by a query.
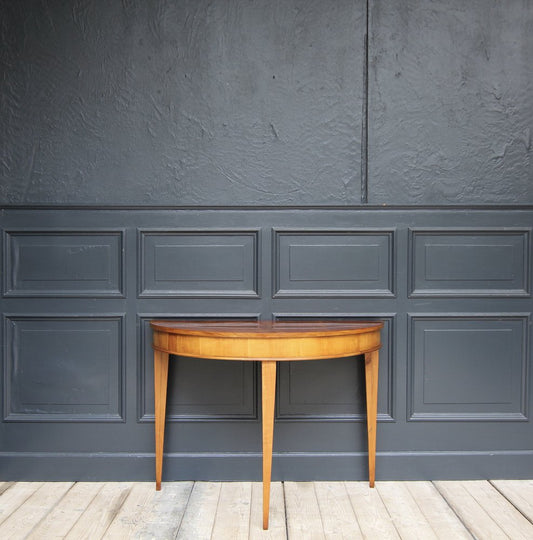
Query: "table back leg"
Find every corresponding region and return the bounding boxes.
[261,360,277,530]
[154,350,170,491]
[364,350,379,488]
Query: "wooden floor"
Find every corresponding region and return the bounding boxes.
[0,480,532,539]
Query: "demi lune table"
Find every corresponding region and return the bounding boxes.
[151,320,383,530]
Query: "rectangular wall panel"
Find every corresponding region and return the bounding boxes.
[409,315,528,421]
[274,230,394,297]
[409,230,530,297]
[275,315,393,421]
[3,315,124,422]
[138,316,257,421]
[3,231,124,297]
[139,230,259,297]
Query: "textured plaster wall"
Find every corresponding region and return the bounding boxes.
[0,0,363,206]
[1,0,532,206]
[369,0,533,204]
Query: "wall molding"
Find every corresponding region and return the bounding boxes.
[408,228,531,298]
[407,313,530,422]
[3,313,126,423]
[2,229,126,298]
[137,228,260,298]
[272,228,395,298]
[1,450,532,481]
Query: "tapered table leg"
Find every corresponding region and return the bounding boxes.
[154,349,169,491]
[261,360,277,530]
[364,350,379,488]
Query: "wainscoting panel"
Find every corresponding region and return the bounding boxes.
[139,230,259,298]
[273,230,394,297]
[3,230,124,297]
[3,314,124,422]
[409,230,530,297]
[409,315,528,421]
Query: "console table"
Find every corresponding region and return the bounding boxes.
[151,320,383,529]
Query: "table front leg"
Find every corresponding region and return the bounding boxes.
[154,349,170,491]
[261,360,277,530]
[364,349,379,488]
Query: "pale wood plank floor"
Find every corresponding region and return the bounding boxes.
[0,480,532,539]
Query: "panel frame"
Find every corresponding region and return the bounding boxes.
[137,228,261,298]
[408,228,531,298]
[407,313,530,422]
[2,228,126,298]
[272,228,396,298]
[2,313,126,423]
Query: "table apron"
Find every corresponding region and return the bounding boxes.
[152,330,382,361]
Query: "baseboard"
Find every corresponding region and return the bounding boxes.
[1,451,532,481]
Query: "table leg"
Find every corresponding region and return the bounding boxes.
[154,349,169,491]
[364,350,379,488]
[261,360,277,530]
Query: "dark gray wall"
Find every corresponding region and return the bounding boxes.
[369,0,533,204]
[1,0,364,205]
[1,0,532,481]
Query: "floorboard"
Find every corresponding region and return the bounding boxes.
[65,482,133,540]
[377,481,439,540]
[0,480,531,539]
[461,480,533,540]
[284,481,326,540]
[103,483,157,538]
[402,481,472,539]
[27,482,104,540]
[132,481,193,539]
[210,482,252,540]
[345,481,400,539]
[176,481,221,540]
[314,481,362,539]
[491,479,533,524]
[434,481,509,540]
[0,482,73,539]
[0,482,44,528]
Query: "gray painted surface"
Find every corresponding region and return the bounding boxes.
[1,0,363,205]
[369,0,533,205]
[0,0,532,481]
[1,207,531,481]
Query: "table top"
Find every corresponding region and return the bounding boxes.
[151,320,383,338]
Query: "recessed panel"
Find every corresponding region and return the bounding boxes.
[139,231,258,297]
[4,316,124,421]
[139,317,256,421]
[409,316,527,421]
[4,231,124,297]
[410,230,530,297]
[274,231,394,297]
[277,317,393,421]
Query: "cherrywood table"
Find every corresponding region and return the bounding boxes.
[151,320,383,530]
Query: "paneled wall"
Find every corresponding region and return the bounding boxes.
[1,0,532,480]
[1,208,531,480]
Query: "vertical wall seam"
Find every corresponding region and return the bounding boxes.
[361,0,370,204]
